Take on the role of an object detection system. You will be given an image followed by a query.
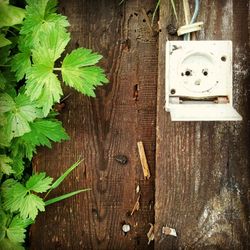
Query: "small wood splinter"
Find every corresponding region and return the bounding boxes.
[137,141,151,179]
[147,223,154,245]
[162,225,177,237]
[131,195,140,216]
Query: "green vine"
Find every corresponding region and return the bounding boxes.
[0,0,108,249]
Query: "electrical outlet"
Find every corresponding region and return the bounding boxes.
[165,40,242,121]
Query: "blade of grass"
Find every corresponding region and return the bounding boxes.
[50,159,83,190]
[171,0,178,22]
[151,0,160,26]
[45,189,91,206]
[151,0,178,27]
[44,159,83,199]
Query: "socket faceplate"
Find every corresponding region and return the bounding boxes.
[165,41,242,121]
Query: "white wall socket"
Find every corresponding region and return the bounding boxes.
[165,40,242,121]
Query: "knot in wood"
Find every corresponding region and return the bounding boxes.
[167,24,177,36]
[114,155,128,165]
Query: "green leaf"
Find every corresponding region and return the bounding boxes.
[46,13,69,28]
[6,215,32,243]
[0,34,11,48]
[24,25,70,115]
[0,113,6,126]
[0,72,7,90]
[61,48,103,67]
[62,48,108,96]
[0,46,11,65]
[30,119,69,144]
[1,179,18,194]
[44,0,58,14]
[22,0,69,33]
[19,194,45,220]
[0,154,14,175]
[2,179,45,220]
[6,226,25,243]
[26,172,53,193]
[0,238,24,250]
[5,112,31,139]
[0,129,10,147]
[0,93,15,113]
[0,69,17,96]
[2,94,43,139]
[2,180,27,213]
[16,34,33,53]
[11,118,69,160]
[0,2,25,28]
[15,94,42,122]
[11,157,24,179]
[0,209,7,241]
[11,51,31,81]
[25,0,50,18]
[25,65,63,116]
[21,0,69,48]
[32,25,70,65]
[45,189,90,206]
[0,0,9,4]
[9,215,33,229]
[0,208,7,225]
[0,93,42,140]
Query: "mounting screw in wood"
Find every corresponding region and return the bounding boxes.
[122,224,131,233]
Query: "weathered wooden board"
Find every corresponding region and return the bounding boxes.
[30,0,157,249]
[29,0,250,249]
[155,0,250,249]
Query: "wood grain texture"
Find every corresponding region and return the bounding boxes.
[29,0,250,249]
[155,0,250,249]
[30,0,157,249]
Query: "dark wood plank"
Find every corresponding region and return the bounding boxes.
[30,0,157,249]
[155,0,250,249]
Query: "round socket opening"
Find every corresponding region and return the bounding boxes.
[221,56,226,62]
[185,70,191,76]
[170,89,176,94]
[203,70,208,76]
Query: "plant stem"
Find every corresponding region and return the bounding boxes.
[171,0,178,22]
[8,29,17,37]
[53,68,62,71]
[151,0,160,26]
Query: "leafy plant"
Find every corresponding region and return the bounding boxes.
[0,0,108,249]
[0,161,89,249]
